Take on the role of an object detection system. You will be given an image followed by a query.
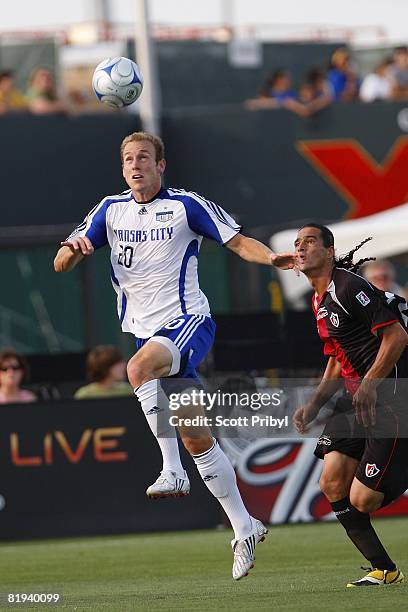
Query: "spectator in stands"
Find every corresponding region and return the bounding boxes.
[0,70,27,114]
[246,69,294,107]
[26,67,68,115]
[361,259,402,294]
[246,69,310,117]
[74,345,133,399]
[258,69,297,103]
[297,67,333,114]
[360,58,393,103]
[327,47,359,102]
[247,68,334,118]
[0,348,37,404]
[388,46,408,100]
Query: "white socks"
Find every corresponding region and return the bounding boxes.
[135,380,185,477]
[136,381,252,539]
[193,439,252,540]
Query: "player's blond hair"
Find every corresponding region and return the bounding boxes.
[120,132,165,164]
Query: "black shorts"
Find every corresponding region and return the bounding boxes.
[314,396,408,507]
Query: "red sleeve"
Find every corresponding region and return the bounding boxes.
[323,338,336,356]
[371,319,398,335]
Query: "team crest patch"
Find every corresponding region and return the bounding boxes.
[356,291,370,306]
[329,312,339,327]
[156,211,173,222]
[365,463,380,478]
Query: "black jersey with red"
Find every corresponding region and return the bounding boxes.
[312,267,408,392]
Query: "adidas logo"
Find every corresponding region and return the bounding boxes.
[145,406,164,416]
[203,474,218,482]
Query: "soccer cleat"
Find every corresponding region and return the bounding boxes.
[146,470,190,499]
[231,517,268,580]
[346,566,404,587]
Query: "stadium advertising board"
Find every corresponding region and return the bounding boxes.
[0,398,220,539]
[0,396,407,539]
[221,438,408,524]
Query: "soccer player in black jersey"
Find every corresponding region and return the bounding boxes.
[293,223,408,587]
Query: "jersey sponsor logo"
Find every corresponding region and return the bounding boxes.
[156,211,173,222]
[317,307,329,320]
[329,312,339,327]
[356,291,370,306]
[138,206,148,215]
[365,463,380,478]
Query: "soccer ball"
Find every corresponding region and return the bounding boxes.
[92,57,143,108]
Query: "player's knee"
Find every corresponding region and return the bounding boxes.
[127,358,154,388]
[180,433,213,456]
[319,473,348,501]
[350,491,381,513]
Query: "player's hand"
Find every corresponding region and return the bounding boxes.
[352,382,377,427]
[271,252,298,270]
[293,402,320,434]
[60,236,94,256]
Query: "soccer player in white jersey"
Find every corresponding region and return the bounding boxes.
[54,131,296,580]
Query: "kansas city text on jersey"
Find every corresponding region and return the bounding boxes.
[113,227,174,242]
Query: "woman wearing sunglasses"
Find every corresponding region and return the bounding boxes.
[0,348,37,404]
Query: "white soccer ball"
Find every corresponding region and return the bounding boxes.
[92,57,143,108]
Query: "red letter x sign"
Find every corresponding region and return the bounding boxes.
[297,137,408,219]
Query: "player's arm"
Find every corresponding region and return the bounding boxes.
[54,199,107,272]
[226,233,297,270]
[353,322,408,426]
[293,356,342,433]
[343,278,408,425]
[54,236,94,272]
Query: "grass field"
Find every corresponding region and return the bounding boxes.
[0,517,406,611]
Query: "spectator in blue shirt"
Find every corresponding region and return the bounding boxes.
[258,69,297,102]
[246,69,309,116]
[327,48,359,102]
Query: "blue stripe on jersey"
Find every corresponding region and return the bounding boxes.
[179,239,199,314]
[163,192,224,244]
[84,195,133,249]
[110,264,120,286]
[119,292,127,323]
[190,191,240,231]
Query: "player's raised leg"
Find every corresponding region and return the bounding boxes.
[127,341,189,498]
[174,400,267,580]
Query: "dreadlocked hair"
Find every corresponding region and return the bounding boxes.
[335,237,375,273]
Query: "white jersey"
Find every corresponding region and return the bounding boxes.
[68,187,241,338]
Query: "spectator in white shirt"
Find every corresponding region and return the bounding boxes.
[360,59,393,103]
